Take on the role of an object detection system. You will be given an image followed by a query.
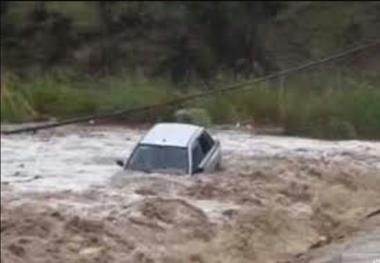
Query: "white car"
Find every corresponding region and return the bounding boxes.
[117,123,222,175]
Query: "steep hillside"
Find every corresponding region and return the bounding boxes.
[1,1,378,81]
[268,1,379,67]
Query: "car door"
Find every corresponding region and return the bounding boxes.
[191,140,205,174]
[191,131,221,174]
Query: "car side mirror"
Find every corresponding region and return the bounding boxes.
[116,159,124,167]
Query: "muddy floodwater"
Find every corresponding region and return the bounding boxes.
[1,124,380,263]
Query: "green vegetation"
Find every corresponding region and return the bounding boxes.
[1,2,379,139]
[2,72,379,140]
[1,74,180,124]
[174,108,212,127]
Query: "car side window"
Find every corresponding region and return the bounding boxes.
[192,141,205,171]
[198,131,215,155]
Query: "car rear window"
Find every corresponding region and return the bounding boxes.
[127,144,188,174]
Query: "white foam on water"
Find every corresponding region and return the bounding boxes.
[1,126,380,193]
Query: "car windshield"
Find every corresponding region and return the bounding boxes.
[127,144,188,174]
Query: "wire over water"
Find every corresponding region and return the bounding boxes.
[2,40,379,135]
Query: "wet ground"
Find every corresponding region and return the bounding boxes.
[1,124,380,263]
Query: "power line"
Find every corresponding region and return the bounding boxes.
[2,40,379,135]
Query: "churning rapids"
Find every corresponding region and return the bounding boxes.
[1,124,380,263]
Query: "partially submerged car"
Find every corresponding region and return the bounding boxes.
[116,123,221,175]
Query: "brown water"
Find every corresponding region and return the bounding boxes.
[1,124,380,263]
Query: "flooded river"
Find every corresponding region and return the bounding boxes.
[1,124,380,263]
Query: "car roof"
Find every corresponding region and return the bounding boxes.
[140,123,204,147]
